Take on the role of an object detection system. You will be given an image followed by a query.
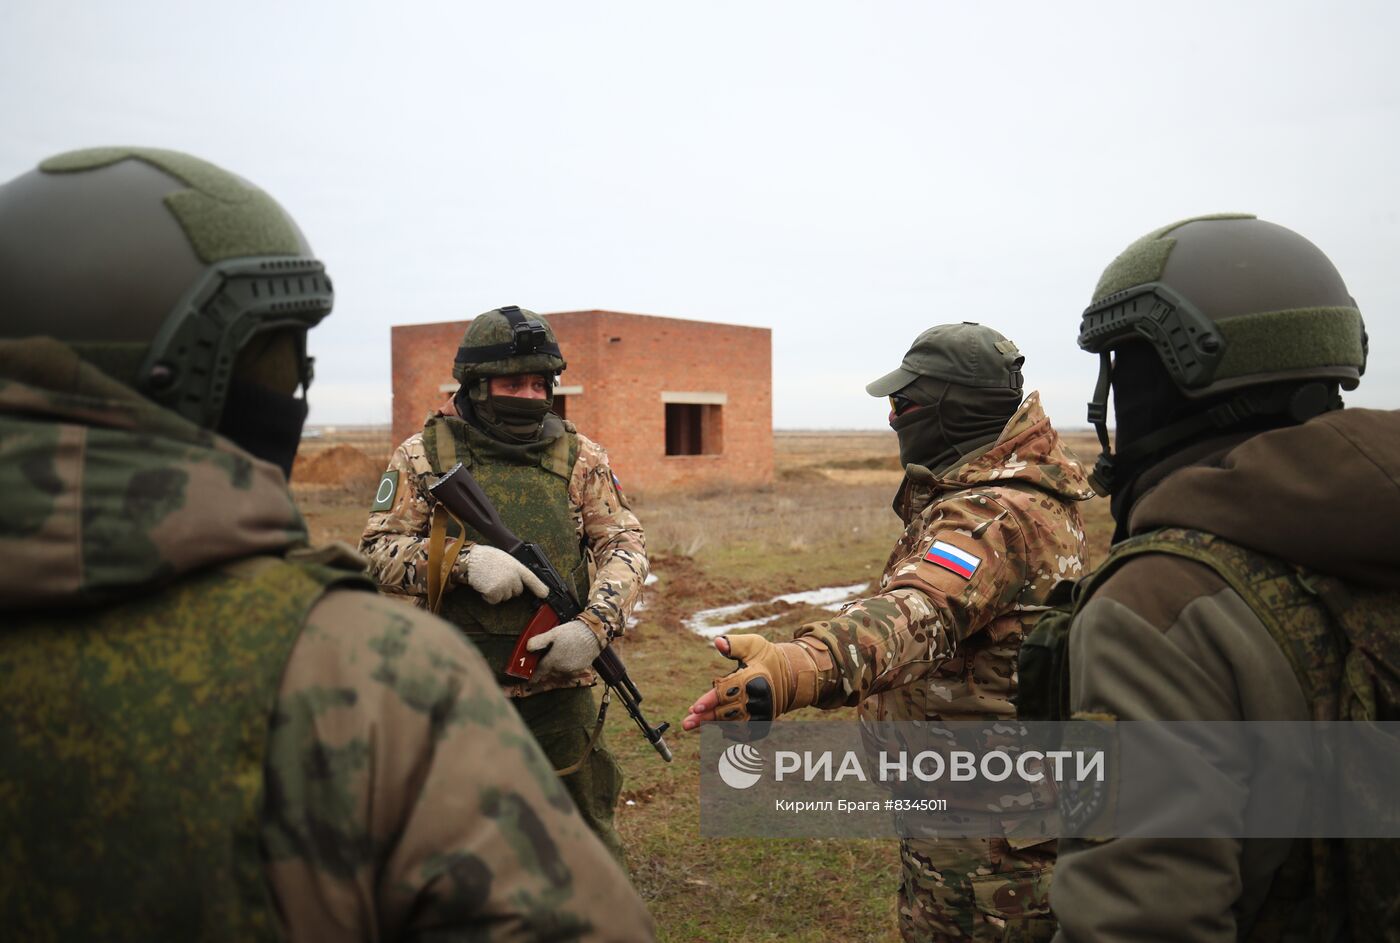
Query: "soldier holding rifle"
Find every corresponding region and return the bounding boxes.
[361,306,651,864]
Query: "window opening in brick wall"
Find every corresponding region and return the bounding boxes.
[550,395,567,420]
[665,403,723,455]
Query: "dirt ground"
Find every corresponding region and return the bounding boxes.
[290,425,1114,943]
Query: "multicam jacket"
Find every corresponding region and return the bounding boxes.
[792,392,1091,942]
[0,338,655,942]
[797,392,1094,721]
[359,413,648,697]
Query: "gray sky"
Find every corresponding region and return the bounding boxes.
[4,1,1396,429]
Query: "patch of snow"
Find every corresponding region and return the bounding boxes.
[693,614,785,637]
[772,582,869,608]
[683,582,870,638]
[681,601,752,636]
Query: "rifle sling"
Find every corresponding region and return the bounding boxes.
[427,504,465,615]
[431,499,607,776]
[555,688,609,777]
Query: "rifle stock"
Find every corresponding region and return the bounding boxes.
[429,463,673,763]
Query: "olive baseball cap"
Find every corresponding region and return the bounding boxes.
[866,322,1025,396]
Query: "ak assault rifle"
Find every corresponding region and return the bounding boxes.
[429,462,673,763]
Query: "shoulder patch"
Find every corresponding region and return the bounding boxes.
[609,469,633,510]
[371,470,399,511]
[924,539,982,579]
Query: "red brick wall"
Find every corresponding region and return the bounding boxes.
[390,311,773,491]
[390,319,463,446]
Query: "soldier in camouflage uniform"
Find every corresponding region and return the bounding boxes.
[0,148,654,942]
[1047,215,1397,942]
[685,323,1094,942]
[360,307,647,864]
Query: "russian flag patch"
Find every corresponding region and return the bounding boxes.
[924,540,982,579]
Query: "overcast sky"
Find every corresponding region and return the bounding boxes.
[4,1,1396,429]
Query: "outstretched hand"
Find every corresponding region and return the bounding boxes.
[682,637,734,730]
[683,634,799,729]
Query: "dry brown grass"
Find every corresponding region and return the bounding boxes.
[634,478,899,571]
[629,429,1113,578]
[301,424,393,455]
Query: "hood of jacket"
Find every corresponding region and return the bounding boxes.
[1129,408,1400,589]
[895,391,1096,521]
[0,337,309,611]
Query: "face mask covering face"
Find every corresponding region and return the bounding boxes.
[216,376,309,479]
[890,376,1020,475]
[477,394,551,444]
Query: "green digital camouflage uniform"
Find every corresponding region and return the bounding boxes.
[359,410,648,863]
[1050,409,1400,942]
[0,338,656,942]
[796,393,1094,943]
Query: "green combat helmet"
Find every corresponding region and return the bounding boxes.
[1079,214,1367,494]
[453,305,567,386]
[452,306,567,441]
[0,147,331,436]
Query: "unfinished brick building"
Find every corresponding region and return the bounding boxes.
[390,310,773,491]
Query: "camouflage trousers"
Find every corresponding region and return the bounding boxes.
[512,685,626,868]
[897,834,1056,943]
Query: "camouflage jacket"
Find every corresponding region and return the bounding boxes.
[359,417,648,697]
[0,339,655,941]
[797,392,1094,721]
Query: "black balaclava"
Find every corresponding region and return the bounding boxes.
[1107,341,1310,540]
[890,375,1022,476]
[215,329,310,479]
[216,375,308,479]
[1107,343,1195,539]
[458,379,553,444]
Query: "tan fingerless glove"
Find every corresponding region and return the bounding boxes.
[711,635,837,722]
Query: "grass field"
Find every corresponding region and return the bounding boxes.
[291,427,1114,942]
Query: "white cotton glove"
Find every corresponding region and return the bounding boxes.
[463,545,549,604]
[526,619,603,676]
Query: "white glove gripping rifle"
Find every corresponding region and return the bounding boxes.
[429,462,673,764]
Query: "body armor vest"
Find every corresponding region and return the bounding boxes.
[422,414,589,682]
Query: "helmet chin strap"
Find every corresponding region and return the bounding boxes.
[1087,350,1339,496]
[1086,352,1115,495]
